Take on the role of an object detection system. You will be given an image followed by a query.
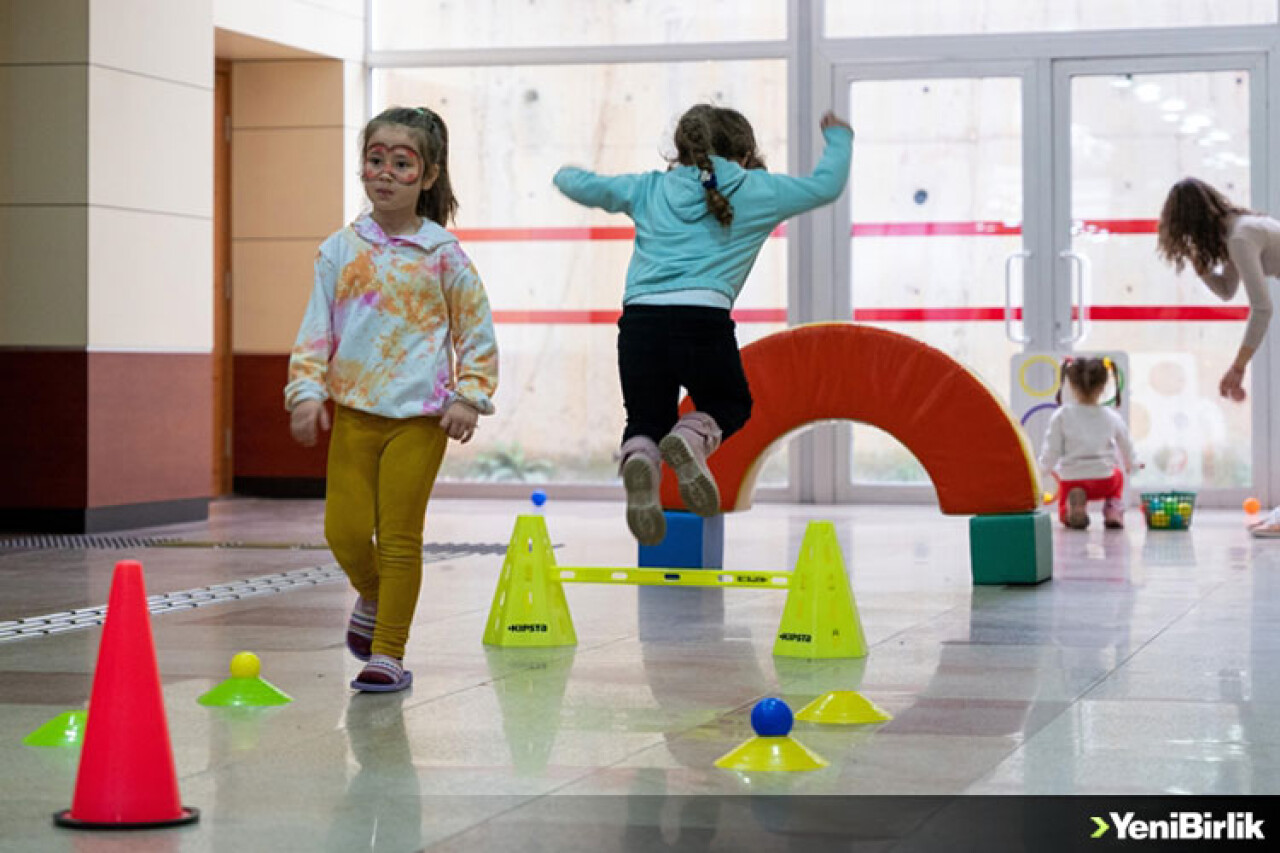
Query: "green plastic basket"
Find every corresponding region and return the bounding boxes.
[1141,491,1196,530]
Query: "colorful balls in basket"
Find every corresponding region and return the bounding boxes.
[1141,491,1196,530]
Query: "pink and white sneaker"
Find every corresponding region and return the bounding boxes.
[619,436,665,546]
[659,412,723,517]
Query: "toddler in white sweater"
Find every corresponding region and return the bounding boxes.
[1039,357,1137,530]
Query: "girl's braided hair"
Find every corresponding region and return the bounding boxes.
[670,104,765,228]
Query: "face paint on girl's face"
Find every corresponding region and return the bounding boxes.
[361,143,423,185]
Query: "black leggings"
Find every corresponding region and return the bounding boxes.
[617,304,753,444]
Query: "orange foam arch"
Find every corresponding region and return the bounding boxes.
[659,323,1041,516]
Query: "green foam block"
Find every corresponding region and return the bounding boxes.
[969,509,1053,585]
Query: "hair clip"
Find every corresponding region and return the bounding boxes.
[699,169,718,190]
[1103,357,1113,369]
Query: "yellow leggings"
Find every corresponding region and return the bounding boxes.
[325,405,447,659]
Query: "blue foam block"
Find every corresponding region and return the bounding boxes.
[638,511,724,569]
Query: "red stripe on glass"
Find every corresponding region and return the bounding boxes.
[1083,305,1248,320]
[491,309,623,324]
[455,226,637,241]
[855,306,1247,322]
[491,308,791,324]
[491,305,1248,324]
[459,225,791,241]
[1073,219,1158,235]
[851,218,1158,237]
[852,222,1021,237]
[852,307,1016,322]
[454,219,1158,241]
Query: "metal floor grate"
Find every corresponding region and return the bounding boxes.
[0,534,180,551]
[0,542,511,644]
[0,536,511,554]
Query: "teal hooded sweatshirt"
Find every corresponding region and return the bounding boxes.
[553,124,853,306]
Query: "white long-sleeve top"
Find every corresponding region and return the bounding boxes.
[1198,214,1280,351]
[1038,403,1136,481]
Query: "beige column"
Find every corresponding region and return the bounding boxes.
[229,57,366,494]
[0,0,215,531]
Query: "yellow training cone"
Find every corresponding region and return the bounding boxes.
[483,515,577,648]
[714,698,828,772]
[773,521,867,660]
[795,690,892,725]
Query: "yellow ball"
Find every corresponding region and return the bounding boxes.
[1244,497,1261,515]
[1178,502,1193,516]
[1043,492,1055,505]
[1152,511,1168,528]
[229,651,261,679]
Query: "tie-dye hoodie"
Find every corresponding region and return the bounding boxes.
[284,214,498,419]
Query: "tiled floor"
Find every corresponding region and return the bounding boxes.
[2,496,1278,851]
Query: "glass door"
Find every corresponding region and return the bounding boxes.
[832,61,1044,501]
[1053,57,1266,504]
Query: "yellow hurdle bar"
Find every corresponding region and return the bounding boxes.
[556,566,792,589]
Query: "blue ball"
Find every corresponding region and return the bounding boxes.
[750,698,793,737]
[530,489,547,507]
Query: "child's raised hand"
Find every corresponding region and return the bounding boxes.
[820,111,852,133]
[441,400,479,443]
[289,400,330,447]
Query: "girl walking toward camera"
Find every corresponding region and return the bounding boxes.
[285,106,498,692]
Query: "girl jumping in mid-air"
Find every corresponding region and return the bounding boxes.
[553,104,853,545]
[285,106,498,692]
[1039,357,1137,530]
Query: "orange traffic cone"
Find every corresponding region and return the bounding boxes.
[54,560,198,829]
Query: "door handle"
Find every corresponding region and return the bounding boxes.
[1058,250,1089,344]
[1004,251,1031,344]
